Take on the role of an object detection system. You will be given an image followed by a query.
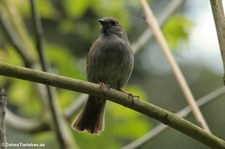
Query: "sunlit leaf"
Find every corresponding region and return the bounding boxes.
[163,15,193,49]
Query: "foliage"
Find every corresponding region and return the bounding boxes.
[163,15,193,49]
[0,0,196,149]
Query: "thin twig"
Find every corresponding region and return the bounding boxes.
[30,1,77,149]
[5,108,49,133]
[0,63,224,148]
[5,93,85,132]
[4,0,36,53]
[210,0,225,84]
[0,89,7,149]
[0,6,34,67]
[139,0,210,132]
[1,0,52,115]
[122,124,167,149]
[64,94,87,120]
[30,0,47,71]
[122,86,225,149]
[132,0,185,55]
[1,0,36,65]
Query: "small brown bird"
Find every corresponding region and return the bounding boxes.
[71,17,134,134]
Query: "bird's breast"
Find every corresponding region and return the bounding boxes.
[87,37,133,88]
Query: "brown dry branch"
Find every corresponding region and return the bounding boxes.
[139,0,210,132]
[132,0,185,55]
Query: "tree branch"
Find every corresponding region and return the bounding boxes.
[5,108,49,133]
[30,1,77,149]
[0,89,7,149]
[0,0,36,64]
[139,0,210,132]
[51,0,185,125]
[0,6,34,67]
[30,0,47,71]
[5,93,85,133]
[122,86,225,149]
[210,0,225,84]
[63,94,87,121]
[0,63,224,148]
[132,0,185,55]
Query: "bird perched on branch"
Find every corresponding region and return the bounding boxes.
[72,17,134,134]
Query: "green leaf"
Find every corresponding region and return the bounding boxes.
[163,15,193,49]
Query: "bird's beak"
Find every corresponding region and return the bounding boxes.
[98,19,105,25]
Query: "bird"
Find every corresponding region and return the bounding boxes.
[71,17,134,134]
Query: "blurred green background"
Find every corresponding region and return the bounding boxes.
[0,0,224,149]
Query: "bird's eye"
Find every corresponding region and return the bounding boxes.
[110,20,116,26]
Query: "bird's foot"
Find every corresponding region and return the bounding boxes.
[99,82,110,92]
[118,89,139,104]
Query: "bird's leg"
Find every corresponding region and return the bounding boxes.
[94,82,110,103]
[118,89,139,104]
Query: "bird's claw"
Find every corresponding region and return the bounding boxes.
[99,82,110,92]
[118,89,139,104]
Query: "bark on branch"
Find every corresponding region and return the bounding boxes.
[210,0,225,84]
[0,62,224,148]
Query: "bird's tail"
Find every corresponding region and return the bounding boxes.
[71,95,106,134]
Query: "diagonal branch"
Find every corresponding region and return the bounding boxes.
[5,108,49,133]
[132,0,185,55]
[30,1,77,149]
[63,94,87,121]
[0,0,36,65]
[30,0,47,71]
[139,0,210,132]
[122,86,225,149]
[0,63,224,148]
[0,6,34,68]
[210,0,225,84]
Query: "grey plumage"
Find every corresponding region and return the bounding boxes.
[72,17,134,134]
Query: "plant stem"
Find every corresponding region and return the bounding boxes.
[139,0,210,132]
[0,62,224,148]
[210,0,225,84]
